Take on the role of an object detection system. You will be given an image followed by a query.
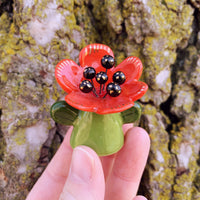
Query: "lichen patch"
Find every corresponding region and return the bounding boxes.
[26,122,49,150]
[156,150,165,163]
[155,69,170,88]
[29,1,65,46]
[8,143,27,163]
[23,0,34,8]
[177,143,192,169]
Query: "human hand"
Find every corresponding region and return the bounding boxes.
[26,124,150,200]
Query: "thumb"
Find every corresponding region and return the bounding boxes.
[59,146,105,200]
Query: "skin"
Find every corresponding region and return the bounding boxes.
[26,124,150,200]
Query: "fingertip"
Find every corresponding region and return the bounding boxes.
[67,126,74,134]
[73,146,104,181]
[133,195,148,200]
[63,126,73,145]
[122,123,133,134]
[126,127,150,151]
[74,145,101,165]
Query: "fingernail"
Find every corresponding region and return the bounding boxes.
[69,146,94,182]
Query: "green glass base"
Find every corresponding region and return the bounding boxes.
[70,111,124,156]
[51,101,142,156]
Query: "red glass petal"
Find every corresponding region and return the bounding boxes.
[65,91,135,115]
[79,44,114,69]
[113,57,143,82]
[122,81,148,101]
[55,59,83,93]
[65,79,147,114]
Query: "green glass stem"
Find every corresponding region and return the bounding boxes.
[70,111,124,156]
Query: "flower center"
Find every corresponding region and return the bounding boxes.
[79,55,126,98]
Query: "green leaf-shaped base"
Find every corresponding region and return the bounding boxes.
[50,101,79,125]
[121,102,142,123]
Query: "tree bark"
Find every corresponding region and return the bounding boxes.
[0,0,200,199]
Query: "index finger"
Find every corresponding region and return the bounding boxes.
[26,127,73,200]
[105,127,150,200]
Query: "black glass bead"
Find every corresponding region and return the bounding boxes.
[106,82,121,97]
[79,80,93,93]
[83,67,96,79]
[101,55,115,69]
[96,72,108,84]
[113,71,126,85]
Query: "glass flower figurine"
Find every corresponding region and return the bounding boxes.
[50,44,148,156]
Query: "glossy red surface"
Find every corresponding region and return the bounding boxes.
[55,43,148,114]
